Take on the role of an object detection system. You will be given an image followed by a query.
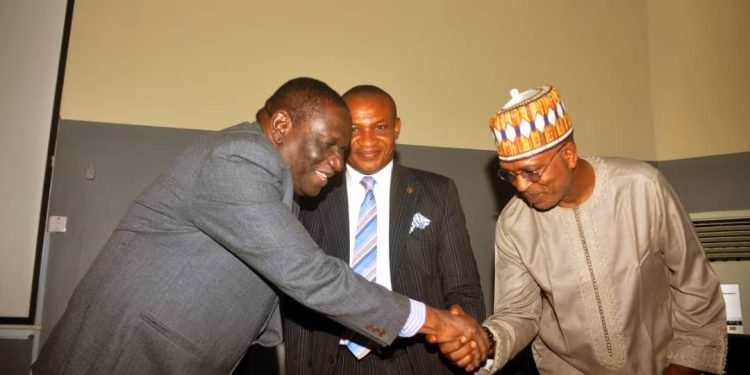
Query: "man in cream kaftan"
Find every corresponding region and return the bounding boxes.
[480,157,726,374]
[433,86,728,375]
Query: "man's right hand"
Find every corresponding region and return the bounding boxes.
[419,305,489,371]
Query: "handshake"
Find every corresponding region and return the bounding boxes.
[419,305,492,372]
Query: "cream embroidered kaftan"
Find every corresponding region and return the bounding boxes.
[481,157,726,375]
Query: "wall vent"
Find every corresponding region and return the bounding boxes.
[690,210,750,261]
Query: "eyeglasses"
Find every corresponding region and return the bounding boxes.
[497,142,567,183]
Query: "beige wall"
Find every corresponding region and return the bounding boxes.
[60,0,749,161]
[648,0,750,160]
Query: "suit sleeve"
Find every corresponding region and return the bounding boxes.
[187,142,411,346]
[437,179,486,322]
[654,172,727,374]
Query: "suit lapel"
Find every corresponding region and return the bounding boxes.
[389,164,418,272]
[320,176,351,262]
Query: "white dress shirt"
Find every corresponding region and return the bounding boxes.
[342,162,424,341]
[345,161,393,291]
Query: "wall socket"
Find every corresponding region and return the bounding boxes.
[48,215,67,233]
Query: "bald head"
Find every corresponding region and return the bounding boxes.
[261,77,350,127]
[342,85,398,119]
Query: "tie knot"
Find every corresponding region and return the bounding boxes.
[361,176,376,191]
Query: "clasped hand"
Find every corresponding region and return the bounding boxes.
[420,305,489,372]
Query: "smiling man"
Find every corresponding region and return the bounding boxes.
[282,85,486,375]
[33,78,484,375]
[438,86,727,375]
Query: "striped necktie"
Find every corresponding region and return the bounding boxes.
[347,176,377,359]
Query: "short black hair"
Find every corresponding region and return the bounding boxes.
[265,77,349,125]
[342,85,398,118]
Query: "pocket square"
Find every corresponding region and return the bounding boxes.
[409,212,431,234]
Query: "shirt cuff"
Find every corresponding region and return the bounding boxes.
[481,358,495,371]
[399,299,425,337]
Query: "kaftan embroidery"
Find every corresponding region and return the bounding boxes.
[480,156,726,375]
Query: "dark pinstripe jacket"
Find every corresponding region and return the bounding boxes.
[282,163,485,375]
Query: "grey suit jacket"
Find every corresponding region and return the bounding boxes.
[33,122,410,375]
[283,164,485,375]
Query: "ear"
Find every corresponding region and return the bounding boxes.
[394,117,402,140]
[269,110,293,144]
[562,141,578,169]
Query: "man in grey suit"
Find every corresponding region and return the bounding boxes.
[33,77,487,374]
[283,85,486,374]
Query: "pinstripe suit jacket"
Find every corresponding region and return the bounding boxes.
[33,123,411,375]
[283,163,485,375]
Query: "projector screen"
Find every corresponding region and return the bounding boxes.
[0,0,67,322]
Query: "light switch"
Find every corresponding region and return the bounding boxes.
[48,215,67,233]
[85,162,96,180]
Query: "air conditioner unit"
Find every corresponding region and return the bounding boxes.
[690,210,750,261]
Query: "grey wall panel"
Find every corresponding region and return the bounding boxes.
[42,120,207,344]
[655,152,750,213]
[42,120,750,349]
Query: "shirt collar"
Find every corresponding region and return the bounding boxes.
[345,160,394,188]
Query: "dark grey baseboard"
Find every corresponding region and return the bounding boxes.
[0,338,33,375]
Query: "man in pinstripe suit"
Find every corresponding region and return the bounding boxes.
[282,85,486,374]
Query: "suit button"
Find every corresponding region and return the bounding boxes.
[365,325,386,336]
[328,355,335,364]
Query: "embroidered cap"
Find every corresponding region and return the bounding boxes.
[489,86,573,161]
